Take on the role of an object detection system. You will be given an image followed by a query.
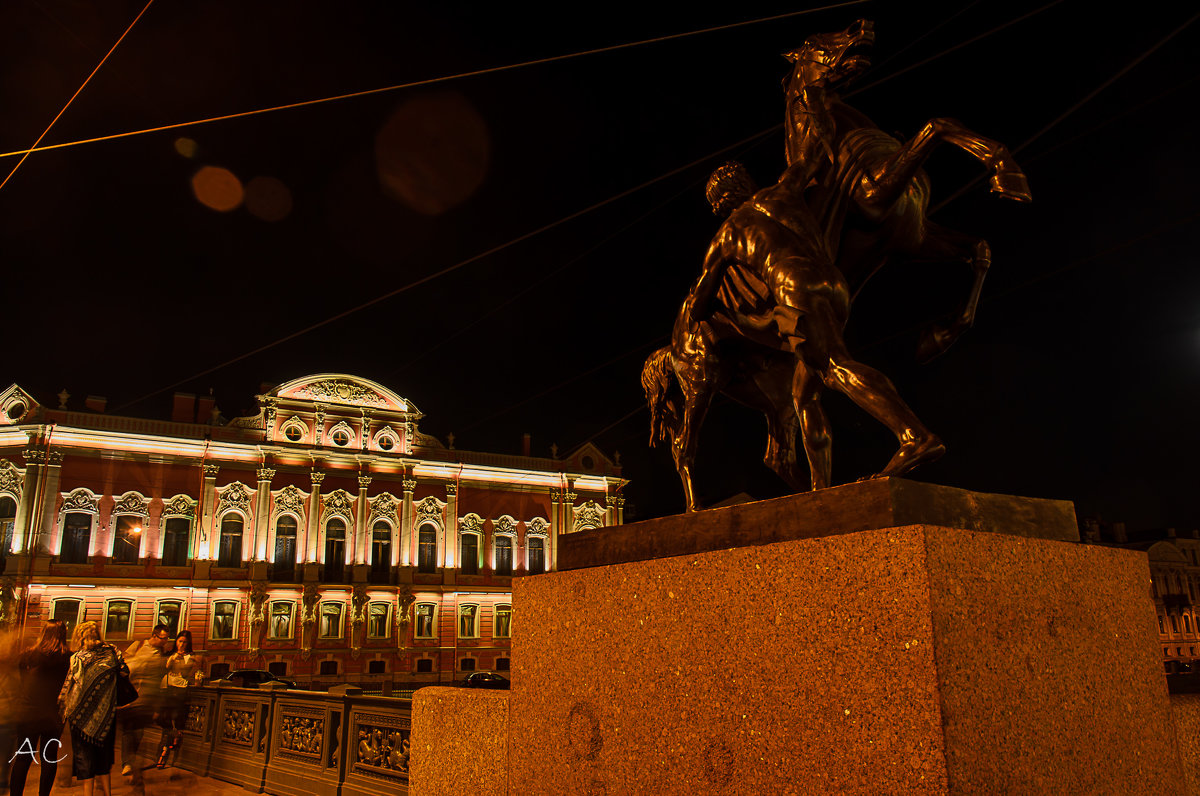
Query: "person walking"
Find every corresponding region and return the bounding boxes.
[58,621,128,796]
[116,624,170,789]
[154,630,202,769]
[8,620,71,796]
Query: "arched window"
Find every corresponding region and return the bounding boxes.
[217,514,244,567]
[495,604,512,639]
[367,602,391,639]
[460,533,479,575]
[111,515,143,565]
[458,604,478,638]
[1186,615,1193,634]
[272,515,298,581]
[156,600,183,637]
[269,601,295,639]
[0,496,16,558]
[528,536,546,574]
[417,524,437,573]
[51,598,83,633]
[104,599,134,639]
[495,535,513,576]
[370,521,391,583]
[212,600,239,640]
[319,602,344,639]
[60,512,92,564]
[415,603,436,639]
[161,517,191,567]
[324,519,347,582]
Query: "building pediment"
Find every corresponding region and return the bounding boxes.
[266,374,419,416]
[0,384,37,425]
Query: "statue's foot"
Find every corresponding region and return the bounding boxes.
[990,168,1031,202]
[877,434,946,478]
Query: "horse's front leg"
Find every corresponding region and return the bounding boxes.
[929,118,1031,202]
[671,379,716,512]
[914,224,992,363]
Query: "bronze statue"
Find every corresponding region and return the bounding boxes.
[644,19,1030,511]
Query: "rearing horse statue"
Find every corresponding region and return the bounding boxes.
[644,19,1030,511]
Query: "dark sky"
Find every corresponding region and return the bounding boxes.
[1,1,1197,528]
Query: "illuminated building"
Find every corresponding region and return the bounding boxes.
[0,375,625,685]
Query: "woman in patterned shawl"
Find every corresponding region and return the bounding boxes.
[58,621,128,796]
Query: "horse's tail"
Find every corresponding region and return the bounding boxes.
[641,347,678,447]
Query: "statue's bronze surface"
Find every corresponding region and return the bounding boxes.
[644,20,1030,511]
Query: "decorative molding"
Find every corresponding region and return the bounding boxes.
[61,488,100,514]
[459,513,484,535]
[494,515,517,536]
[112,491,150,518]
[274,485,307,516]
[565,490,578,503]
[401,479,417,494]
[0,460,22,500]
[527,517,549,536]
[351,583,369,623]
[415,497,445,529]
[257,467,276,482]
[203,464,221,478]
[279,416,309,443]
[45,449,64,466]
[310,471,326,486]
[328,419,355,447]
[444,483,458,496]
[23,448,45,465]
[322,489,354,522]
[549,489,561,502]
[374,425,400,453]
[368,493,400,525]
[294,379,388,408]
[162,494,197,519]
[573,500,605,532]
[216,482,253,518]
[357,475,373,490]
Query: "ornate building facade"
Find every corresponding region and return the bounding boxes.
[0,375,625,687]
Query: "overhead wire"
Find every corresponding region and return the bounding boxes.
[0,0,867,163]
[0,0,156,192]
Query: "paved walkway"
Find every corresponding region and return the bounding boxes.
[7,747,253,796]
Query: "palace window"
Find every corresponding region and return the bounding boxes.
[416,658,434,673]
[319,660,339,676]
[496,657,510,671]
[495,535,513,576]
[528,536,545,574]
[272,515,298,581]
[319,602,344,639]
[417,525,437,573]
[268,661,288,677]
[367,602,390,639]
[368,660,386,674]
[460,658,476,672]
[323,519,346,582]
[104,599,133,639]
[269,601,295,640]
[212,600,239,640]
[415,603,436,639]
[460,532,479,575]
[495,604,512,639]
[217,514,244,568]
[112,515,142,564]
[284,425,303,442]
[161,517,191,567]
[60,512,92,564]
[211,662,231,679]
[156,600,183,637]
[1172,616,1180,633]
[331,428,351,447]
[377,435,395,452]
[1160,615,1167,634]
[370,521,391,583]
[1187,615,1193,634]
[458,604,478,639]
[51,598,83,633]
[0,496,15,556]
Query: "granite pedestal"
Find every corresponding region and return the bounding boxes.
[415,481,1185,794]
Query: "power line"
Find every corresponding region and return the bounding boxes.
[0,0,156,192]
[0,1,867,163]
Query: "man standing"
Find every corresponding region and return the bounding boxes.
[118,623,172,789]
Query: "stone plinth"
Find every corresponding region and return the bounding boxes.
[511,522,1181,794]
[411,687,509,796]
[558,478,1078,571]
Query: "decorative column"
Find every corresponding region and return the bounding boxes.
[254,467,275,560]
[355,475,372,564]
[400,478,416,566]
[306,470,325,562]
[11,454,37,554]
[443,483,458,569]
[263,399,278,442]
[360,409,373,452]
[197,464,220,560]
[614,495,626,525]
[26,448,62,556]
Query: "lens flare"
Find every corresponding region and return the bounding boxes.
[191,166,244,212]
[245,176,293,222]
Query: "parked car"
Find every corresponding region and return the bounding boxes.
[222,669,299,688]
[462,672,510,690]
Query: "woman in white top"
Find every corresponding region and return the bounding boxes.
[154,630,203,769]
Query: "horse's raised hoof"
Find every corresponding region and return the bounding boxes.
[916,324,960,364]
[990,170,1031,202]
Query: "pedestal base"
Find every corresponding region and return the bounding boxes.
[509,524,1181,794]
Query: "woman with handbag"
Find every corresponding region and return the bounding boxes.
[8,620,71,796]
[154,629,202,769]
[57,621,131,796]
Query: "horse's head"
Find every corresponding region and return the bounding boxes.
[783,19,875,93]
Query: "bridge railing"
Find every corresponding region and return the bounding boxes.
[173,682,411,796]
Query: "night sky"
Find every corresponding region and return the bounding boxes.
[1,2,1197,528]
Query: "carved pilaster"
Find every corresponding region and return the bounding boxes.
[306,471,325,562]
[400,479,416,566]
[354,475,372,564]
[253,468,275,560]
